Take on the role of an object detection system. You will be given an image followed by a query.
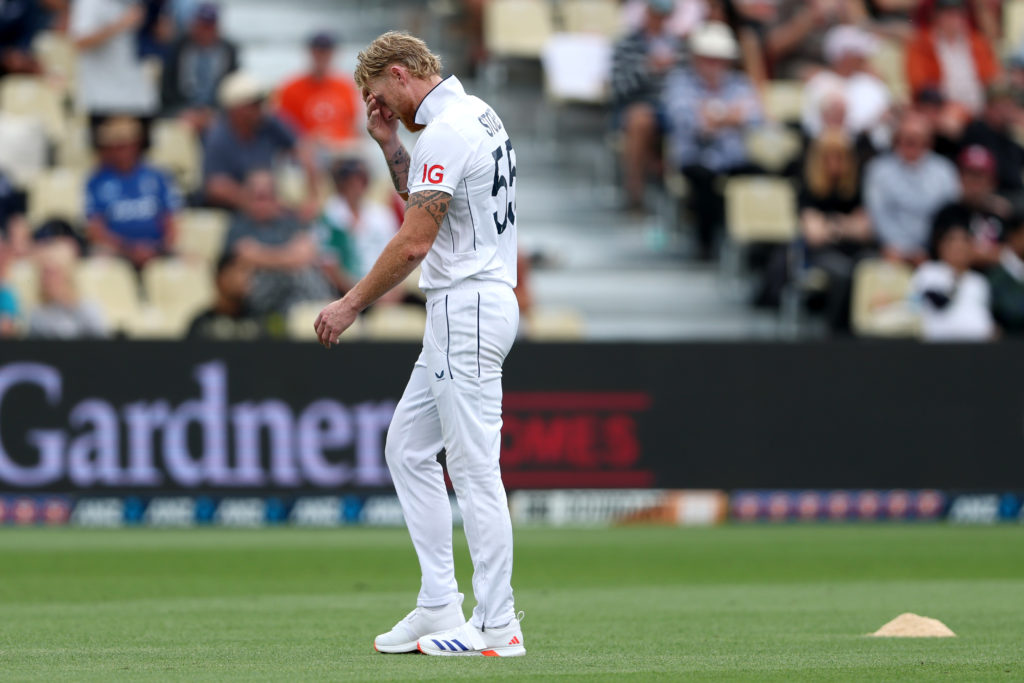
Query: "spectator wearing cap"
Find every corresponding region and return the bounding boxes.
[202,72,320,217]
[276,32,362,150]
[185,251,263,340]
[987,215,1024,336]
[70,0,158,118]
[316,157,400,299]
[802,25,891,143]
[931,145,1010,267]
[959,81,1024,202]
[85,117,180,268]
[222,171,332,318]
[161,2,238,133]
[910,220,994,341]
[864,112,960,266]
[906,0,999,118]
[610,0,685,212]
[664,21,761,259]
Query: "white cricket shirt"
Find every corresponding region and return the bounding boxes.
[408,76,518,293]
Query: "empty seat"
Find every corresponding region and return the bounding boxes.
[33,31,75,92]
[1005,0,1024,54]
[363,304,426,340]
[74,256,140,331]
[148,118,201,193]
[0,75,66,141]
[484,0,555,59]
[28,168,85,226]
[176,208,230,264]
[560,0,621,38]
[724,176,797,244]
[526,307,585,340]
[141,257,214,333]
[744,124,802,174]
[0,114,48,187]
[851,259,920,337]
[763,80,805,124]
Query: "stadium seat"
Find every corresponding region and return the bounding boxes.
[542,33,612,105]
[141,258,215,334]
[744,124,802,174]
[724,176,797,244]
[560,0,621,38]
[123,305,182,339]
[484,0,555,59]
[363,304,426,340]
[33,31,75,93]
[286,300,363,342]
[148,118,201,193]
[850,259,920,337]
[526,307,585,340]
[8,258,39,313]
[869,38,908,103]
[0,75,66,141]
[0,114,48,187]
[56,114,95,174]
[74,256,141,331]
[28,168,85,227]
[1005,0,1024,54]
[176,208,230,264]
[763,80,804,124]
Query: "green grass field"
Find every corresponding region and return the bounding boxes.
[0,525,1022,681]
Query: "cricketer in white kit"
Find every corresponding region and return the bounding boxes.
[314,32,525,657]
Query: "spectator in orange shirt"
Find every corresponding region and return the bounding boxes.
[276,32,361,150]
[906,0,998,119]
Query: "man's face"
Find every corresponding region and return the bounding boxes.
[311,46,333,74]
[244,176,279,222]
[228,101,263,131]
[934,8,967,39]
[961,168,994,202]
[365,70,424,132]
[219,260,252,299]
[896,119,931,163]
[101,141,140,172]
[192,19,218,46]
[694,56,728,84]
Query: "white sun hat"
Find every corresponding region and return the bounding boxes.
[690,22,739,61]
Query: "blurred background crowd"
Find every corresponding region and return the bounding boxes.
[2,0,1024,342]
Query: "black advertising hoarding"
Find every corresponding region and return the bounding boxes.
[0,341,1023,494]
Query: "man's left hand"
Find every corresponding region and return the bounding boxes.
[314,298,358,348]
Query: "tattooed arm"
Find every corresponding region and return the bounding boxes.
[314,190,451,346]
[383,144,411,200]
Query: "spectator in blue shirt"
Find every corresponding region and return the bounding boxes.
[664,22,762,259]
[86,116,180,268]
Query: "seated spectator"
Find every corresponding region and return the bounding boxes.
[611,0,684,212]
[0,232,19,337]
[26,248,108,339]
[160,2,238,133]
[799,129,875,332]
[0,170,29,259]
[959,81,1024,204]
[761,0,862,80]
[85,117,179,268]
[910,221,994,341]
[137,0,174,60]
[223,171,332,317]
[987,215,1024,336]
[864,112,960,266]
[70,0,158,120]
[203,72,319,217]
[316,157,400,299]
[931,146,1010,267]
[913,87,964,162]
[0,0,47,76]
[186,251,263,340]
[802,25,890,143]
[664,21,761,259]
[906,0,998,119]
[276,32,361,150]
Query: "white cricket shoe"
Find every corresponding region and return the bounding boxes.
[417,613,526,657]
[373,594,466,653]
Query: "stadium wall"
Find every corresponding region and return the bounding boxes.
[0,341,1023,497]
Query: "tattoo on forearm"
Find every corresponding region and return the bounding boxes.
[407,190,452,229]
[387,146,410,193]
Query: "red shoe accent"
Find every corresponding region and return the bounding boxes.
[374,643,379,652]
[508,636,520,645]
[417,643,424,653]
[481,650,499,657]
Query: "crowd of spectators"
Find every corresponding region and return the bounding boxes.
[0,0,417,342]
[611,0,1024,340]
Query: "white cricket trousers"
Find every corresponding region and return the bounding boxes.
[384,282,519,629]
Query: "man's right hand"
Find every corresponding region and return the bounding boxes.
[366,94,399,150]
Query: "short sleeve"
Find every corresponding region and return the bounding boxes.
[408,121,472,196]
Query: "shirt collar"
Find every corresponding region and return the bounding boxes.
[414,75,463,126]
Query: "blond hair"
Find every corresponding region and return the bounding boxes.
[354,31,442,90]
[804,129,859,201]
